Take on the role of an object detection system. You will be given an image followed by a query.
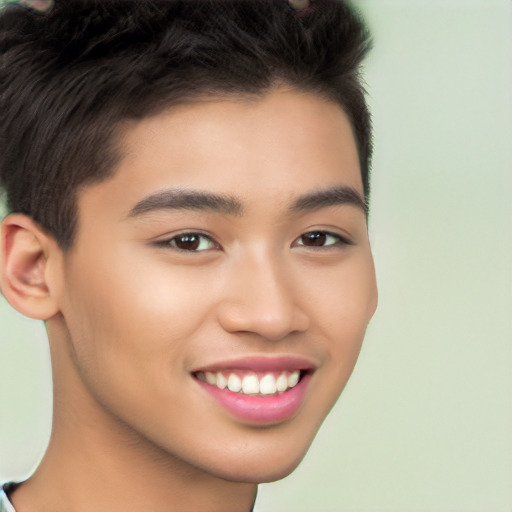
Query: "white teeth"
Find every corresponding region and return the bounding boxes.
[276,372,288,392]
[242,374,260,394]
[198,370,303,395]
[227,373,242,392]
[216,372,227,390]
[259,374,277,395]
[288,370,300,388]
[205,371,216,385]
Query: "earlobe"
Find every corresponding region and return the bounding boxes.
[0,214,61,320]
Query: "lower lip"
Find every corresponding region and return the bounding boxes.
[195,373,311,424]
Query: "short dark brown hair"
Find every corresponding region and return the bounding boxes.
[0,0,372,249]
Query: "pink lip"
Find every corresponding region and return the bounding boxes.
[193,355,317,373]
[192,356,316,424]
[195,372,311,424]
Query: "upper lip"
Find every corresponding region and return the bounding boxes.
[192,355,318,373]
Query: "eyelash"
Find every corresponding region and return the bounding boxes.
[153,230,352,253]
[294,231,353,249]
[153,232,219,252]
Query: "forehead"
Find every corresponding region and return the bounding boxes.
[79,88,363,221]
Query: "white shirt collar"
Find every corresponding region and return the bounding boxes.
[0,486,16,512]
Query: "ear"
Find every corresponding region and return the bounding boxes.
[0,214,61,320]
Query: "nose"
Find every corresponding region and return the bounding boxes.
[216,253,310,341]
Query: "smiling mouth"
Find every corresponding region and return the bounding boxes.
[194,370,303,396]
[192,360,314,423]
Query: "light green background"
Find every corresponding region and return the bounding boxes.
[1,1,511,511]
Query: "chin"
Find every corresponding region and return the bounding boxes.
[220,463,303,484]
[205,442,311,484]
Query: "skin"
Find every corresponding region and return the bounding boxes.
[0,88,377,512]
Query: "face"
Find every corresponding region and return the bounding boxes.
[52,88,377,483]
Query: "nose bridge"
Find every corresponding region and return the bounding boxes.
[217,246,309,341]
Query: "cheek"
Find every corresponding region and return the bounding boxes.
[308,252,377,339]
[66,251,209,333]
[59,254,218,392]
[304,252,376,388]
[57,257,220,441]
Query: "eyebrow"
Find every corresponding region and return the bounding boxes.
[127,184,366,219]
[127,188,244,218]
[290,186,367,215]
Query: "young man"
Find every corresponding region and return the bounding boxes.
[0,0,377,510]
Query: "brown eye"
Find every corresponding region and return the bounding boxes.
[301,232,327,246]
[161,233,217,252]
[295,231,349,248]
[173,234,200,250]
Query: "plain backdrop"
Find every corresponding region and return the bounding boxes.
[1,1,511,511]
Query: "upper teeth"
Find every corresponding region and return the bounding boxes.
[197,370,301,395]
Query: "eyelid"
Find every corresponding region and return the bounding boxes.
[152,231,221,252]
[293,230,354,248]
